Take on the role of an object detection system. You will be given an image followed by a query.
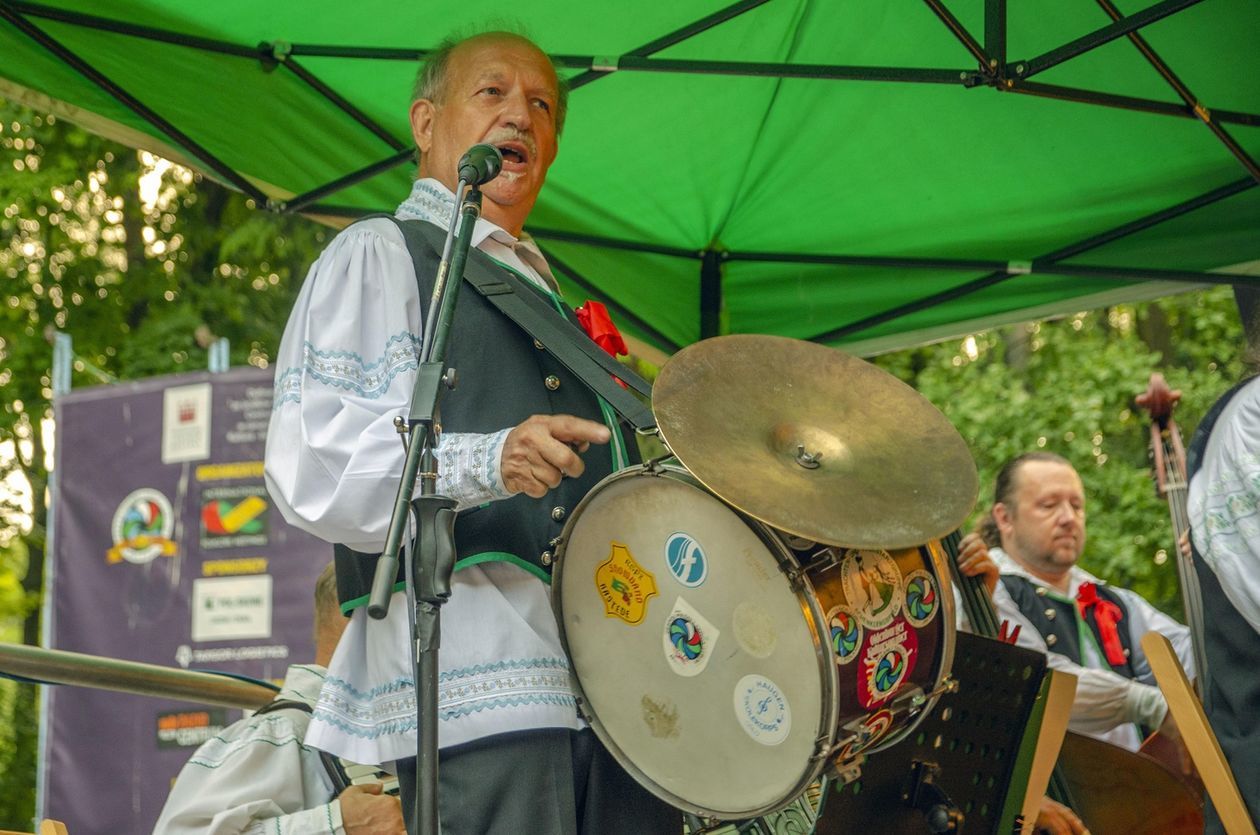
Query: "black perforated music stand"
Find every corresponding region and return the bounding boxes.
[815,632,1051,835]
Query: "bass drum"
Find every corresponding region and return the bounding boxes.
[554,466,837,819]
[553,465,957,820]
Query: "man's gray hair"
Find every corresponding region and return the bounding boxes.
[411,30,569,136]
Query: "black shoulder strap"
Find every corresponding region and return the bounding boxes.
[377,214,657,430]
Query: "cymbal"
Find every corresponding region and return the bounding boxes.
[652,334,978,549]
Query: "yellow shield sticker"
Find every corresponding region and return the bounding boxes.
[595,542,658,625]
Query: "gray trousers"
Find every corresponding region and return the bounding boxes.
[397,728,682,835]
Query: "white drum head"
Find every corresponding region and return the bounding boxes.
[554,468,836,818]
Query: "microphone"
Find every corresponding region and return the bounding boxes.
[457,144,503,186]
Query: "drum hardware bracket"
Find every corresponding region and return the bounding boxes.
[824,752,864,788]
[643,452,674,473]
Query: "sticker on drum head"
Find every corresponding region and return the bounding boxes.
[827,605,863,666]
[840,549,904,630]
[664,531,708,588]
[594,542,658,625]
[835,708,895,763]
[662,596,720,677]
[733,674,792,746]
[857,615,919,709]
[903,570,939,628]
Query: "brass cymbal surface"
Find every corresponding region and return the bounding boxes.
[652,334,978,549]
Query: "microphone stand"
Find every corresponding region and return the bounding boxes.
[366,177,485,835]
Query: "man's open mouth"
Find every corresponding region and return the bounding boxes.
[496,143,529,165]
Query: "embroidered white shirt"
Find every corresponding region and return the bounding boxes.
[152,664,345,835]
[1189,375,1260,634]
[265,179,586,765]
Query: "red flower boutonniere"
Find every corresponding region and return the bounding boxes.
[575,300,629,388]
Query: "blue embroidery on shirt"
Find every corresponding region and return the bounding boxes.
[273,331,421,408]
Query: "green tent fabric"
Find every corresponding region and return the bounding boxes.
[2,0,1257,360]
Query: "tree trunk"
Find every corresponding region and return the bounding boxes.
[1137,302,1173,365]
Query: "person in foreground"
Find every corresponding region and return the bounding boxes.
[152,563,405,834]
[978,452,1193,754]
[1187,366,1260,833]
[264,29,678,835]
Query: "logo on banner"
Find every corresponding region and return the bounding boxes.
[107,488,177,564]
[595,542,658,625]
[200,484,270,549]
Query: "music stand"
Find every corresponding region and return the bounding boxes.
[814,632,1060,835]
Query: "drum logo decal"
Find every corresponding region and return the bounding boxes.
[835,708,895,763]
[595,542,658,625]
[662,596,720,677]
[857,615,919,709]
[664,531,708,588]
[827,605,863,666]
[903,570,939,628]
[840,549,905,630]
[733,674,792,746]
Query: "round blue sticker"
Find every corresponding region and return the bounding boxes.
[664,532,708,587]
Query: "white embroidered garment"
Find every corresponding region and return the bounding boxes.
[152,664,344,835]
[265,179,584,765]
[989,547,1194,751]
[1189,375,1260,635]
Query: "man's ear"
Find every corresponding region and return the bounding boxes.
[992,502,1014,536]
[410,98,436,156]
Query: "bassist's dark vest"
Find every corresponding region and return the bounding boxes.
[999,575,1139,678]
[335,219,638,612]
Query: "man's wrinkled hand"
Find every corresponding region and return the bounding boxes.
[1035,795,1089,835]
[339,783,405,834]
[956,532,1000,596]
[501,415,611,498]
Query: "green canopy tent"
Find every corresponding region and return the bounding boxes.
[2,0,1258,361]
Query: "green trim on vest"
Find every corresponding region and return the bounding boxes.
[339,550,550,614]
[452,551,551,583]
[339,580,406,616]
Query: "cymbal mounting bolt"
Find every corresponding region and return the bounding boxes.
[795,445,823,469]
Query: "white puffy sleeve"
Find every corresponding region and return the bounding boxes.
[265,218,511,551]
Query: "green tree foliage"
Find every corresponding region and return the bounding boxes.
[872,289,1247,618]
[0,97,328,828]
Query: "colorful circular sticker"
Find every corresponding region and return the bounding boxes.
[840,549,904,630]
[662,596,719,677]
[857,614,920,710]
[827,605,863,666]
[903,570,939,628]
[664,531,708,587]
[733,674,792,746]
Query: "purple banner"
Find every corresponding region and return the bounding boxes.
[44,367,331,834]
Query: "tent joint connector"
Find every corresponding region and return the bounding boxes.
[265,197,288,213]
[592,56,620,73]
[258,40,292,72]
[1006,260,1033,275]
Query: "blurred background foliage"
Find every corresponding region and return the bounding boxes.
[0,96,1250,827]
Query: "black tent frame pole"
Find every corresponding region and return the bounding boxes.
[1091,0,1260,181]
[700,250,723,340]
[922,0,988,71]
[280,149,413,214]
[0,1,269,203]
[815,178,1258,343]
[1014,0,1206,80]
[272,52,408,152]
[984,0,1006,75]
